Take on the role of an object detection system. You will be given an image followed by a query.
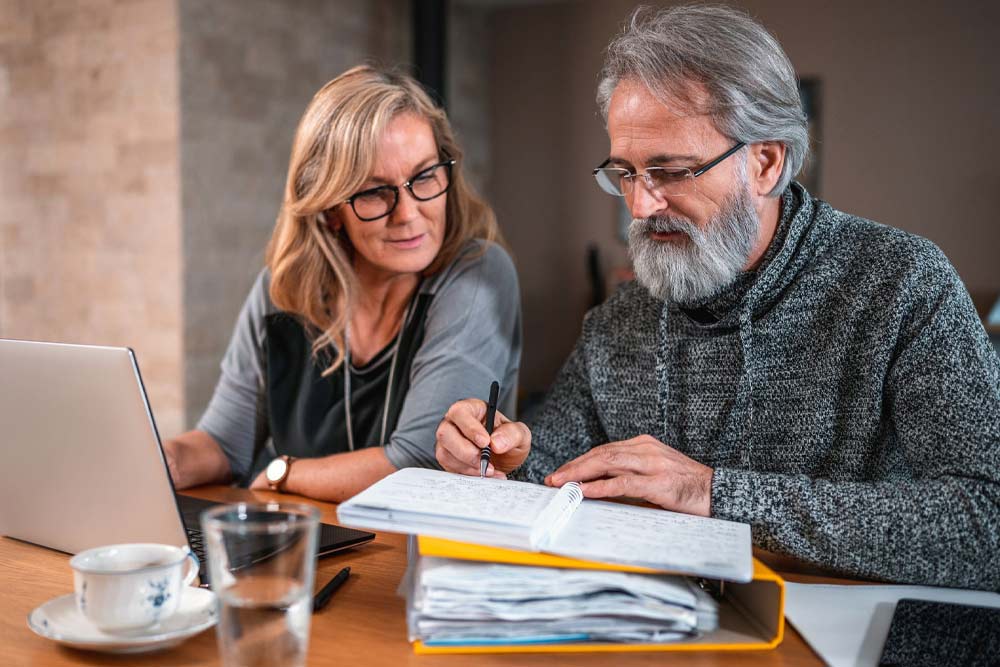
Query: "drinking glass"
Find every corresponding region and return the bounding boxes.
[202,503,319,667]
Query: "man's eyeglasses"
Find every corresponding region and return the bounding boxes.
[592,142,746,198]
[343,159,455,222]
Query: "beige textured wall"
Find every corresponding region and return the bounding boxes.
[0,0,184,435]
[490,0,1000,394]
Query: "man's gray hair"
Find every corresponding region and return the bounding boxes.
[597,5,809,195]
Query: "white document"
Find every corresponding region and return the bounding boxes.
[409,555,718,644]
[338,468,753,582]
[784,582,1000,667]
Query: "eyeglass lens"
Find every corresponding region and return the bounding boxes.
[594,167,695,198]
[351,162,452,221]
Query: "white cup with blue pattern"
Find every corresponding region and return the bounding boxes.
[69,543,199,633]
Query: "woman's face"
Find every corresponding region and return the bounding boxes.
[337,112,448,283]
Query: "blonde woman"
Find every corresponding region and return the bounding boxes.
[163,66,521,501]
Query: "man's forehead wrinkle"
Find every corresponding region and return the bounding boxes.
[620,75,714,118]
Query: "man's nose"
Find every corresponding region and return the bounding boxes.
[627,176,669,219]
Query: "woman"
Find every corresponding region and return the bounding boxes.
[163,66,521,501]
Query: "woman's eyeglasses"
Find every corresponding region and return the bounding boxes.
[343,159,455,222]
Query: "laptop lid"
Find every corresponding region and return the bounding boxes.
[0,339,374,561]
[0,340,188,553]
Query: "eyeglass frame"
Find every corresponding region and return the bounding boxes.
[340,157,456,222]
[592,141,747,197]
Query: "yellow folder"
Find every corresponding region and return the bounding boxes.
[412,535,785,655]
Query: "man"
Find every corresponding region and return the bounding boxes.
[435,5,1000,590]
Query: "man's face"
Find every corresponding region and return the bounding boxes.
[606,79,760,303]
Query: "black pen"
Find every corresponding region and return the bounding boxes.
[312,566,351,612]
[480,381,500,477]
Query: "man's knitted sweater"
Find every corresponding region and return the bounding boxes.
[522,183,1000,590]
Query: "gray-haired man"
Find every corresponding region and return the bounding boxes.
[435,5,999,589]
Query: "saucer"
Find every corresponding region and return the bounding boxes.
[27,587,217,654]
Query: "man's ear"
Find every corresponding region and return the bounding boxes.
[749,141,786,196]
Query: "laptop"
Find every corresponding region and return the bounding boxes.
[0,339,374,583]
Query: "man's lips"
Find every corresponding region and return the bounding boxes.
[648,230,687,242]
[385,233,426,249]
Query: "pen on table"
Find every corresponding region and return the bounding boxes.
[479,380,500,478]
[312,566,351,612]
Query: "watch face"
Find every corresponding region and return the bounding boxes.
[265,457,288,483]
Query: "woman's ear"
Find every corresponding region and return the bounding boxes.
[318,210,342,232]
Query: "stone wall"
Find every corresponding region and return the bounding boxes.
[0,0,184,434]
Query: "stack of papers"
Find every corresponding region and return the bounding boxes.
[405,556,719,646]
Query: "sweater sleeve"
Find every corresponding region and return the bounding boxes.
[382,243,522,470]
[195,270,271,483]
[711,245,1000,590]
[516,314,610,484]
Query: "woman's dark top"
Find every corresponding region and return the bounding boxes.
[196,241,522,485]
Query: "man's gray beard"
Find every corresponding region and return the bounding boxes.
[628,185,758,304]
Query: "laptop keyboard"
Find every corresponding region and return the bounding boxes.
[186,527,207,564]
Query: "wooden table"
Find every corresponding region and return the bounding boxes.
[2,486,832,666]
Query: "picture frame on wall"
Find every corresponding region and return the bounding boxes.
[797,77,822,195]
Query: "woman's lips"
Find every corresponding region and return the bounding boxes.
[386,233,426,249]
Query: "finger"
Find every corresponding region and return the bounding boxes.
[436,435,483,476]
[488,420,530,455]
[444,399,493,448]
[547,444,647,485]
[487,408,513,432]
[435,420,485,472]
[579,475,642,500]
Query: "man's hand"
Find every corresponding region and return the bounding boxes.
[435,398,532,477]
[545,435,714,516]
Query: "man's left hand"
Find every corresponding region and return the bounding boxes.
[545,435,714,517]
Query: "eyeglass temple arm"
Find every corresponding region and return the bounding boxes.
[692,141,747,177]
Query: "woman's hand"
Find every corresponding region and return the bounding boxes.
[435,398,532,477]
[162,431,232,490]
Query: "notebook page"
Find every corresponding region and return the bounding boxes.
[338,468,558,534]
[548,500,753,582]
[528,482,583,550]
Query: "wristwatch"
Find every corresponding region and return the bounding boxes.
[265,455,295,491]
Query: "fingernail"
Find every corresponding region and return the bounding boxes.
[486,464,495,476]
[491,435,507,450]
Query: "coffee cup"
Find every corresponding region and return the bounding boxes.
[69,543,199,633]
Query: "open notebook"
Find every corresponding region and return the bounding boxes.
[337,468,752,582]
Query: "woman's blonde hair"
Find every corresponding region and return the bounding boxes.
[266,65,499,374]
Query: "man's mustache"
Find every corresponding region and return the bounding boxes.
[631,215,701,239]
